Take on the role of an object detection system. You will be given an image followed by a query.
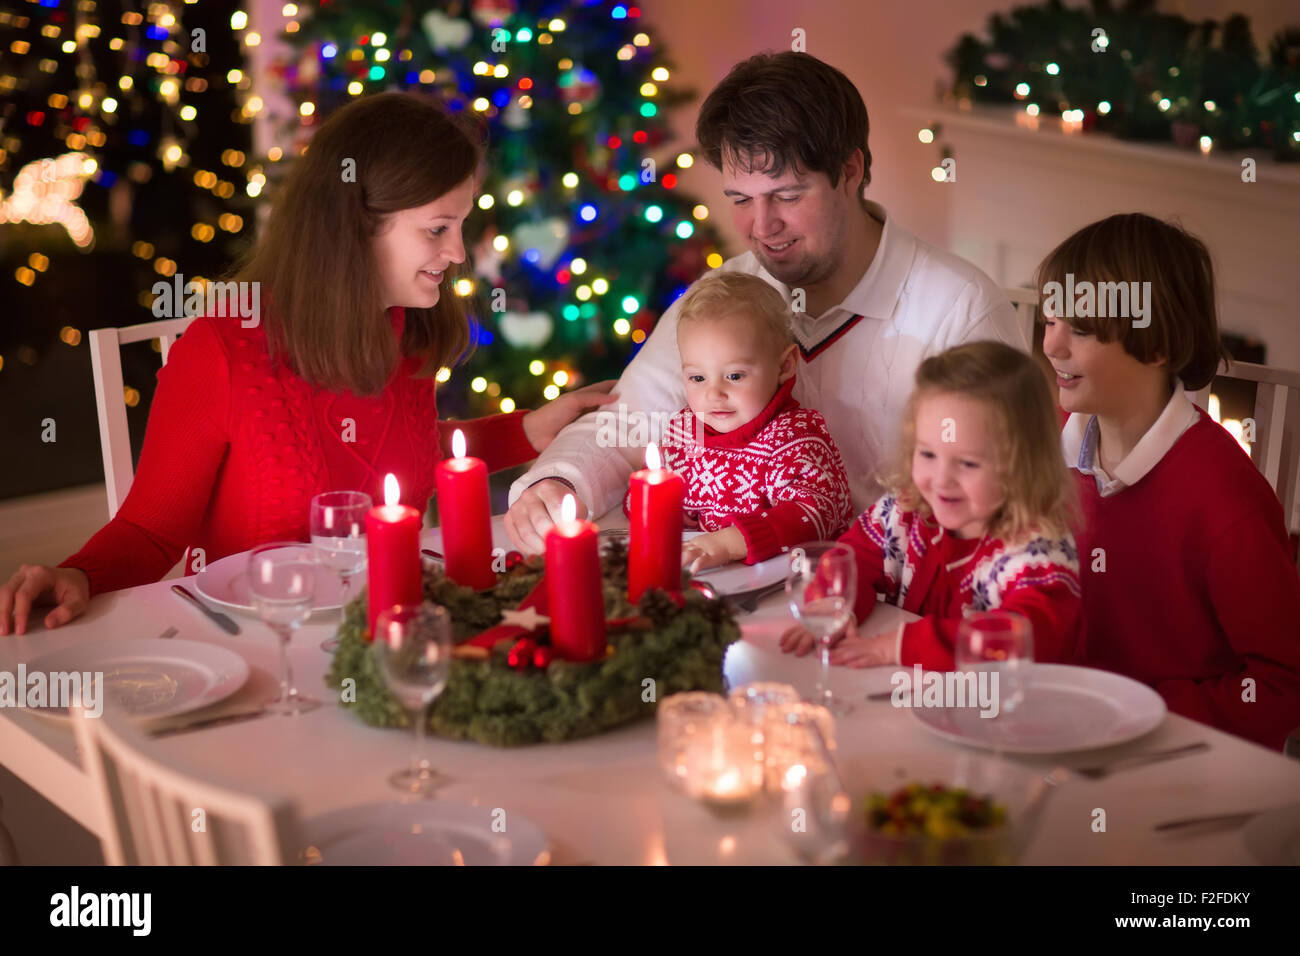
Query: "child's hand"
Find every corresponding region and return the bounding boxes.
[682,526,746,573]
[829,630,897,668]
[778,618,855,657]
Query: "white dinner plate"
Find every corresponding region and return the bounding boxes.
[21,639,250,721]
[195,550,346,615]
[1242,803,1300,865]
[681,531,791,597]
[911,663,1166,754]
[300,802,551,866]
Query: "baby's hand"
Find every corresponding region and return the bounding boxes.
[682,526,746,573]
[828,630,897,668]
[778,618,856,657]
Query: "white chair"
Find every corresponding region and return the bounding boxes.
[1004,285,1039,351]
[1190,361,1300,546]
[72,703,302,865]
[88,317,194,519]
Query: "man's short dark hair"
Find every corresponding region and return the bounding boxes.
[695,52,871,194]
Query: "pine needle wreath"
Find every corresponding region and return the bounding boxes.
[324,540,741,746]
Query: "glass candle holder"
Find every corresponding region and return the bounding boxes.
[763,702,837,794]
[679,717,764,814]
[657,692,731,788]
[728,681,801,789]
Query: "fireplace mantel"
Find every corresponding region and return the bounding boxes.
[907,104,1300,371]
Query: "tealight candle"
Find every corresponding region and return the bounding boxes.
[681,717,762,814]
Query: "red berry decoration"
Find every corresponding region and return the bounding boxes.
[505,550,525,570]
[532,646,554,669]
[507,637,537,669]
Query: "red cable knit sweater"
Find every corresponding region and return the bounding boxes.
[624,377,854,563]
[1072,409,1300,751]
[59,309,537,596]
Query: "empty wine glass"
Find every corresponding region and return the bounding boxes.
[956,611,1034,718]
[310,490,371,652]
[372,603,452,798]
[246,542,320,715]
[784,542,857,716]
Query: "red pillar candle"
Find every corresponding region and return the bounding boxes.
[365,473,423,638]
[545,494,606,661]
[627,442,685,603]
[435,429,496,591]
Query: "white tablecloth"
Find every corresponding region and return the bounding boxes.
[2,512,1298,864]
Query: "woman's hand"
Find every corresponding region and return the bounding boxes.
[521,380,619,454]
[0,565,91,635]
[778,617,856,657]
[829,630,897,668]
[682,527,746,573]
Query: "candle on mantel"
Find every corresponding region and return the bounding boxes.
[545,494,606,662]
[435,428,496,591]
[627,441,685,603]
[365,473,422,638]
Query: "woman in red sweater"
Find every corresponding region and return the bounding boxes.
[0,92,613,635]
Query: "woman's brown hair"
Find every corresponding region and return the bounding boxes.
[1034,213,1229,390]
[879,341,1077,545]
[231,91,483,395]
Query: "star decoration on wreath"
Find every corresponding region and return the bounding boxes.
[499,606,551,630]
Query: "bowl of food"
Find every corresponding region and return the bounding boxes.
[781,750,1064,865]
[844,752,1063,865]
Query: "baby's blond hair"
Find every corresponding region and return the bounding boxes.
[675,271,794,356]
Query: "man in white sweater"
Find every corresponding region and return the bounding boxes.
[505,52,1026,552]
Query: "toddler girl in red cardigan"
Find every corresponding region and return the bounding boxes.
[781,341,1081,669]
[1040,213,1300,750]
[626,271,853,572]
[0,92,613,635]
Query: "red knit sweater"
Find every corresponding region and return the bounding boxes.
[838,494,1082,670]
[59,309,537,596]
[1072,409,1300,751]
[624,377,854,563]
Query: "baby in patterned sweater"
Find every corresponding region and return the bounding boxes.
[626,271,853,572]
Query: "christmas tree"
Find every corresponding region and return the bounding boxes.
[276,0,729,419]
[0,0,252,497]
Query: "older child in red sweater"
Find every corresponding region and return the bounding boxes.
[625,272,853,572]
[1040,213,1300,751]
[782,341,1081,669]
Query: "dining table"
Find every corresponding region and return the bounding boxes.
[2,510,1298,866]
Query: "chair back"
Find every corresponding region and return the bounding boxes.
[88,316,194,518]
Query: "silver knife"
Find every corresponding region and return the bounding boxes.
[171,585,241,635]
[149,707,267,737]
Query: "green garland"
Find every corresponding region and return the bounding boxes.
[325,542,741,747]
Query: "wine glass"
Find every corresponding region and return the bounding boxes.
[246,543,321,715]
[956,611,1034,719]
[372,603,452,798]
[310,490,371,652]
[784,542,857,716]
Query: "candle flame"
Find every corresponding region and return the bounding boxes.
[646,441,661,470]
[452,428,466,459]
[384,473,400,507]
[561,493,576,524]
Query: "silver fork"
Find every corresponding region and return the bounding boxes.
[1074,741,1209,780]
[731,581,787,613]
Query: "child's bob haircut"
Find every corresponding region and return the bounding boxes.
[1034,213,1229,390]
[880,341,1076,544]
[675,272,794,355]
